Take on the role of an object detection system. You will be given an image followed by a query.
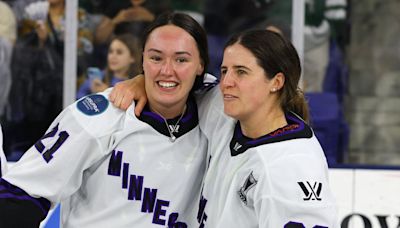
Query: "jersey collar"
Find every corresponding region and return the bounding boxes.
[138,95,199,140]
[230,113,313,156]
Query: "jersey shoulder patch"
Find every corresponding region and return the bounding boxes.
[71,89,127,137]
[76,94,109,116]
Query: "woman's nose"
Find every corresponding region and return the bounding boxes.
[221,71,235,87]
[161,59,174,75]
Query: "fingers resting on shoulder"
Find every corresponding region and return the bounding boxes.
[109,75,147,116]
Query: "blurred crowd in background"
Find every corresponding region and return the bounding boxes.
[0,0,349,165]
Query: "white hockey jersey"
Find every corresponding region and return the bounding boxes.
[196,88,339,228]
[3,89,207,228]
[0,124,7,176]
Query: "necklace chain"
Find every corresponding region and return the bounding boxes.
[152,105,187,142]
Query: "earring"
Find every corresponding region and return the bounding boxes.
[271,88,277,92]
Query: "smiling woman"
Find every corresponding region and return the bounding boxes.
[0,12,210,227]
[143,24,204,119]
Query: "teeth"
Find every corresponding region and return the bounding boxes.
[158,81,177,88]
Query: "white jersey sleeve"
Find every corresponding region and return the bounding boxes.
[0,124,7,176]
[3,89,127,203]
[197,86,235,141]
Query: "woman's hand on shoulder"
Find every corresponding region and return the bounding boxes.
[109,74,147,116]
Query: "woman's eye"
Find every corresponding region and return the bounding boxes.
[176,57,188,63]
[220,69,227,75]
[237,69,247,75]
[150,56,162,61]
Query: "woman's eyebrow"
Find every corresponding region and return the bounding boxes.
[146,49,192,56]
[233,65,252,71]
[146,48,162,53]
[175,51,192,56]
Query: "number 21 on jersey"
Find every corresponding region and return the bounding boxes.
[35,123,69,163]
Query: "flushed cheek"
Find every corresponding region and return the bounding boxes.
[143,61,160,73]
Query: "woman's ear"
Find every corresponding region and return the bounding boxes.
[196,63,204,76]
[272,72,285,91]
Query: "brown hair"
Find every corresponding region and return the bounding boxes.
[104,34,142,85]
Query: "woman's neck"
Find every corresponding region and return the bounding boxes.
[113,70,130,80]
[240,108,287,139]
[149,101,187,119]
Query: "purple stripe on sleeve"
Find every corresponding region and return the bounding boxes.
[0,179,51,216]
[0,193,50,215]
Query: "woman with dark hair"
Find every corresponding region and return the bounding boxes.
[0,12,209,227]
[197,29,337,227]
[77,34,142,99]
[110,29,338,227]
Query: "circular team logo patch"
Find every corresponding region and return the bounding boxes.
[77,94,109,116]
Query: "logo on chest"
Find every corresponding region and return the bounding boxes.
[168,124,180,133]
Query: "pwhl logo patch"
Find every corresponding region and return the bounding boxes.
[168,125,180,133]
[238,171,257,205]
[233,142,242,151]
[298,181,322,201]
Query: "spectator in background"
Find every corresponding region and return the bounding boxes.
[0,1,15,119]
[20,0,96,76]
[3,0,95,160]
[3,0,37,23]
[77,34,142,99]
[40,0,94,77]
[94,0,171,44]
[0,0,17,44]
